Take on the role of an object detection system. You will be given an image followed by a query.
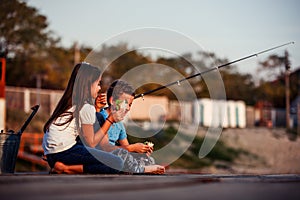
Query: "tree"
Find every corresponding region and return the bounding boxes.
[0,0,68,87]
[255,79,286,107]
[0,0,49,58]
[256,52,292,108]
[0,0,75,88]
[87,43,153,91]
[221,71,256,105]
[258,53,286,81]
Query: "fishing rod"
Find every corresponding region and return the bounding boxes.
[134,42,295,99]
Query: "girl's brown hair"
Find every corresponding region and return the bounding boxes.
[43,63,101,133]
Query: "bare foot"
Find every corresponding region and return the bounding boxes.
[51,162,67,174]
[144,165,165,174]
[51,162,83,174]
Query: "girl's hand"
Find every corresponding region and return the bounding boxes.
[110,100,128,122]
[95,93,107,112]
[109,109,126,123]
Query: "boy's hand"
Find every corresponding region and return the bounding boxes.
[132,143,153,155]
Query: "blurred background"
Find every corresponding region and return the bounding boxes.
[0,0,299,174]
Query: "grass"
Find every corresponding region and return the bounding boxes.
[127,124,250,170]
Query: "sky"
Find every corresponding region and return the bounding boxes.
[26,0,300,77]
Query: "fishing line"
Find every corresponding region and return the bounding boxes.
[134,42,295,99]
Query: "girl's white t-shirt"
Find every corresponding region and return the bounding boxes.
[42,104,96,155]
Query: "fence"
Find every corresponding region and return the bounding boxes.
[5,86,290,128]
[6,86,63,116]
[17,132,49,171]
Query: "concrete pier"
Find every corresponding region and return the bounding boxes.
[0,173,299,200]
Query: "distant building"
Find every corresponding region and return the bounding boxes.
[129,95,169,122]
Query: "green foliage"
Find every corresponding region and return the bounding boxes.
[1,0,297,107]
[6,108,48,133]
[221,71,256,105]
[16,159,48,172]
[256,80,286,107]
[0,0,49,58]
[255,52,294,108]
[258,54,286,79]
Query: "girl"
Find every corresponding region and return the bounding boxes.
[43,62,124,174]
[43,63,165,174]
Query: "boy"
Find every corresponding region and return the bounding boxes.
[95,79,156,166]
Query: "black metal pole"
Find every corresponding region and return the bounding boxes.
[285,50,291,129]
[17,105,40,135]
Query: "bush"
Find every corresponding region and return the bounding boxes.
[127,124,249,169]
[5,108,48,133]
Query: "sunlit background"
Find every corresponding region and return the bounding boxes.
[0,0,300,174]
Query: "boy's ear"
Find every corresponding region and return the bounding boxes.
[109,96,114,105]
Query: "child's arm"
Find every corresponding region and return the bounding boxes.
[81,114,115,148]
[118,139,153,154]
